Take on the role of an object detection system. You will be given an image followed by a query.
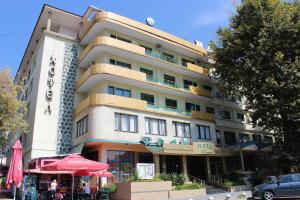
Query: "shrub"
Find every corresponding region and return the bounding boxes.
[159,173,186,186]
[128,171,141,182]
[223,180,233,189]
[102,184,116,193]
[174,183,203,190]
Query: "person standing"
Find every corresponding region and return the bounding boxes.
[49,179,57,199]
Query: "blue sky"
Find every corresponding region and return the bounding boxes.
[0,0,235,76]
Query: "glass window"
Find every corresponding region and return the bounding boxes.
[141,93,154,105]
[206,106,215,114]
[216,130,222,146]
[203,85,212,91]
[110,59,131,69]
[76,115,88,137]
[237,113,245,121]
[264,136,273,143]
[221,111,231,120]
[165,99,177,109]
[162,52,175,63]
[107,150,134,183]
[140,68,153,80]
[294,175,300,182]
[181,58,195,67]
[164,74,176,87]
[185,102,200,112]
[110,34,131,43]
[140,45,152,54]
[108,86,131,97]
[224,131,236,146]
[253,134,262,145]
[279,175,294,183]
[183,80,197,90]
[173,121,191,138]
[239,133,250,143]
[115,113,137,133]
[197,125,211,140]
[145,117,167,136]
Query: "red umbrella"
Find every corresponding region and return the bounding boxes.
[42,154,108,171]
[74,170,113,177]
[6,140,23,200]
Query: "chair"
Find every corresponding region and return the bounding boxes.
[100,188,109,200]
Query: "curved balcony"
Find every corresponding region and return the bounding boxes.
[74,93,215,122]
[80,11,207,57]
[78,36,209,79]
[76,64,211,100]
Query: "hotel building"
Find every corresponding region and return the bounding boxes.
[5,5,274,183]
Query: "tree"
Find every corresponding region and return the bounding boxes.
[0,67,27,147]
[211,0,300,166]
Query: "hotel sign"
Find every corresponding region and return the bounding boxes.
[45,56,56,114]
[162,141,215,155]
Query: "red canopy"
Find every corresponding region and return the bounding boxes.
[74,170,113,177]
[42,154,108,171]
[6,140,23,188]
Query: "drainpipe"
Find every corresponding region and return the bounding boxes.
[240,150,245,172]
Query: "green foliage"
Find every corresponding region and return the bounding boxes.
[174,183,203,191]
[128,171,141,182]
[0,68,28,146]
[211,0,300,164]
[102,184,116,193]
[223,180,234,189]
[159,173,186,186]
[224,173,244,185]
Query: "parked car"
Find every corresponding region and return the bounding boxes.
[252,173,300,200]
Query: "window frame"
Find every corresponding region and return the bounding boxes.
[108,86,131,98]
[76,115,89,137]
[173,121,191,138]
[197,125,211,140]
[165,98,177,109]
[145,117,167,136]
[114,113,138,133]
[141,93,154,105]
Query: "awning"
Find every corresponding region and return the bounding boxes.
[24,168,74,174]
[260,144,273,152]
[240,142,258,152]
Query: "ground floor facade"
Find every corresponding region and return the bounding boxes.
[81,142,274,185]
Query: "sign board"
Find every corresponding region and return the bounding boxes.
[193,142,215,154]
[136,163,154,179]
[162,141,215,155]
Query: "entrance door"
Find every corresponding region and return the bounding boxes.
[165,155,182,174]
[187,156,206,180]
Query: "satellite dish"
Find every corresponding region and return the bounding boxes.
[146,17,155,26]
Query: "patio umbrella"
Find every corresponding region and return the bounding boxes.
[6,140,23,200]
[42,154,109,200]
[74,170,113,177]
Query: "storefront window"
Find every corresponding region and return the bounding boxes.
[107,150,134,183]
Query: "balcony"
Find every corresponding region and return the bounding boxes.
[78,36,146,67]
[191,111,214,122]
[188,85,212,98]
[76,64,211,101]
[187,63,209,76]
[74,93,147,116]
[76,64,147,90]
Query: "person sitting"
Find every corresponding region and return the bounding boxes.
[83,183,91,194]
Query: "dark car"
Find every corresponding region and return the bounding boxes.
[252,173,300,200]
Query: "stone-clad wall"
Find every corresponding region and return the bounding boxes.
[56,41,79,154]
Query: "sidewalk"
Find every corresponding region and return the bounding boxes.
[169,191,253,200]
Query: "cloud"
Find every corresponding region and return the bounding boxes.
[192,0,234,28]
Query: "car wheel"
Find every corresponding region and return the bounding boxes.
[263,191,274,200]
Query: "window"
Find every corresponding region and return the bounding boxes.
[141,93,154,105]
[173,122,191,137]
[28,79,33,96]
[237,113,245,121]
[76,115,89,137]
[253,134,262,145]
[164,74,176,87]
[110,34,131,43]
[183,80,197,90]
[165,99,177,109]
[278,175,294,183]
[110,59,131,69]
[140,45,152,54]
[181,58,195,67]
[221,111,231,120]
[203,85,212,91]
[224,131,236,146]
[161,52,175,63]
[197,125,211,140]
[145,117,167,136]
[115,113,137,133]
[294,174,300,182]
[206,106,215,114]
[264,136,273,143]
[140,68,153,80]
[185,102,200,112]
[108,86,131,98]
[239,133,250,143]
[216,130,222,146]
